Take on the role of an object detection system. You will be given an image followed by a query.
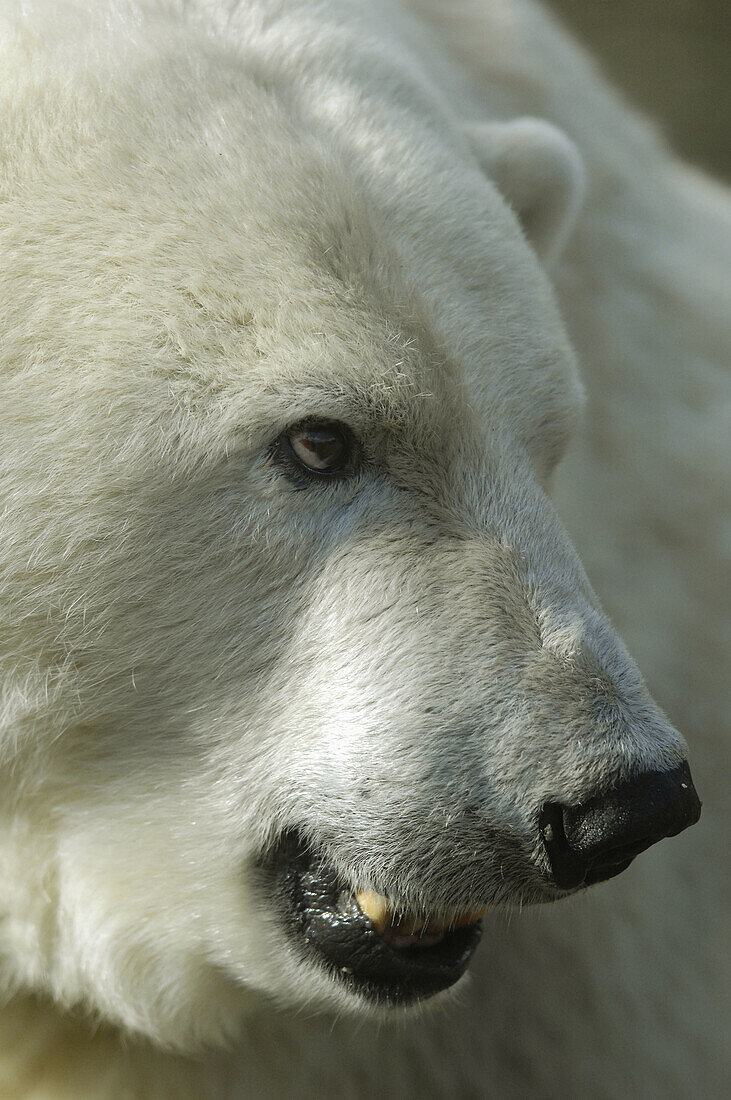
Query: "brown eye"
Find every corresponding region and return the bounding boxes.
[284,421,353,477]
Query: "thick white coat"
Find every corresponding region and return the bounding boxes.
[0,1,728,1096]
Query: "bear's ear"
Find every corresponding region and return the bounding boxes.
[464,117,585,265]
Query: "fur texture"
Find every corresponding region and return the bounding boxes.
[0,0,728,1096]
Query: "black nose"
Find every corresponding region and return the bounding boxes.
[540,762,701,890]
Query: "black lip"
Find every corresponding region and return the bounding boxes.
[261,832,483,1006]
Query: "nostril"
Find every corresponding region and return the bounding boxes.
[541,761,701,890]
[540,802,585,890]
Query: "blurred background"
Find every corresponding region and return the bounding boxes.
[549,0,730,180]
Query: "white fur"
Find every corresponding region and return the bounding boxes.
[0,0,728,1095]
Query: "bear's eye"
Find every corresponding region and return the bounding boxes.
[280,420,355,479]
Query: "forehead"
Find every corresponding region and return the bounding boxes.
[155,128,578,461]
[186,211,576,475]
[139,136,574,459]
[1,22,578,463]
[188,272,469,465]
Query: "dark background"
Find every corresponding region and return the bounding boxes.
[550,0,730,180]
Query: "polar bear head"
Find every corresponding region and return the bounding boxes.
[0,8,699,1049]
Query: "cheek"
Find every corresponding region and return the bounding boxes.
[56,772,257,944]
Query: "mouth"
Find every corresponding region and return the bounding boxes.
[262,832,485,1006]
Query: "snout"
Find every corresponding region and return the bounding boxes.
[540,762,701,890]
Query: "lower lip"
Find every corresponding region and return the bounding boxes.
[380,926,446,949]
[261,832,484,1005]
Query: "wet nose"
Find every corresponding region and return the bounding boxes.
[540,762,701,890]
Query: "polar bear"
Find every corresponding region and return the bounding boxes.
[0,1,727,1097]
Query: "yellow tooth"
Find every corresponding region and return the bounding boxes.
[355,890,392,933]
[355,893,487,936]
